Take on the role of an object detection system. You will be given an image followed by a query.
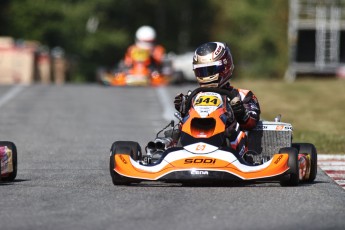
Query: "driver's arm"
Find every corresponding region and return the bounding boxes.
[230,89,260,131]
[124,46,134,67]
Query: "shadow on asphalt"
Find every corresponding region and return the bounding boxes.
[0,178,30,185]
[115,181,322,188]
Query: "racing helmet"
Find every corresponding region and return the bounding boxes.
[135,25,156,49]
[193,42,234,87]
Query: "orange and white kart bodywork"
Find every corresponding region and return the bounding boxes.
[0,141,17,182]
[110,88,317,186]
[100,64,170,87]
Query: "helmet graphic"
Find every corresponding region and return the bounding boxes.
[193,42,234,87]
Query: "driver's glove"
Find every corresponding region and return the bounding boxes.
[174,93,185,112]
[174,90,192,115]
[230,97,249,124]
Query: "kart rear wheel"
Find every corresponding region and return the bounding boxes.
[292,143,317,182]
[279,147,299,186]
[109,141,142,185]
[110,141,142,161]
[0,141,17,182]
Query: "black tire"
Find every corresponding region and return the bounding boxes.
[279,147,299,186]
[292,143,317,182]
[0,141,17,181]
[109,141,142,185]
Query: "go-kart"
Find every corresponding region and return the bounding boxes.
[0,141,17,181]
[99,63,170,87]
[99,45,173,87]
[109,87,317,186]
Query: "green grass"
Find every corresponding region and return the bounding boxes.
[234,78,345,154]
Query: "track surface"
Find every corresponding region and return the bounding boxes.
[0,84,344,230]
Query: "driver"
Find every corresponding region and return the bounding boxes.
[122,25,165,71]
[174,42,261,146]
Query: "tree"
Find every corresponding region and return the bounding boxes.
[1,0,289,81]
[211,0,289,79]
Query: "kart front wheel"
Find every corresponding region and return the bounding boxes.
[0,141,17,182]
[292,143,317,182]
[279,147,299,187]
[109,141,142,185]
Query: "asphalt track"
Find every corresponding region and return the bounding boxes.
[0,84,344,230]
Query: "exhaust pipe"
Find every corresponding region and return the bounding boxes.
[147,141,156,151]
[154,137,174,150]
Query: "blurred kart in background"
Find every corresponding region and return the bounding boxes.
[98,61,172,87]
[0,141,17,182]
[97,52,197,86]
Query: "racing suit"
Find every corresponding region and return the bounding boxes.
[174,84,261,150]
[222,84,261,132]
[123,44,165,71]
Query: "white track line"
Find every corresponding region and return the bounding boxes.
[318,154,345,160]
[319,166,345,171]
[318,161,345,166]
[0,85,26,108]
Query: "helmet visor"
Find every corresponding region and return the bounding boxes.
[193,61,224,78]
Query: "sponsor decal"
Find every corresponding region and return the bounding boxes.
[131,47,150,62]
[276,125,284,130]
[194,96,221,106]
[119,155,128,164]
[214,46,222,56]
[184,158,216,164]
[196,144,206,151]
[274,155,283,164]
[238,145,246,157]
[191,170,209,175]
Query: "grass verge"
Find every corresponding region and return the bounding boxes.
[234,78,345,154]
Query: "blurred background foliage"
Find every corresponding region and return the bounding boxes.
[0,0,288,82]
